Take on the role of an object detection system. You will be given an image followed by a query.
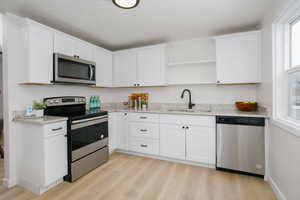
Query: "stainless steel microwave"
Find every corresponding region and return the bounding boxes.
[53,53,96,85]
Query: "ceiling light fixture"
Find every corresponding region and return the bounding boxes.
[112,0,140,9]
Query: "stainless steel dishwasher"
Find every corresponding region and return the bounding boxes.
[216,116,265,177]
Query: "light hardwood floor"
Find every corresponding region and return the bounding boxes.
[0,159,3,186]
[0,153,276,200]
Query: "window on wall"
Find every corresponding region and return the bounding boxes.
[288,18,300,120]
[0,14,2,49]
[273,1,300,135]
[291,18,300,68]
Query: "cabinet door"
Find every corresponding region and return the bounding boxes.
[186,126,216,164]
[137,46,166,86]
[44,134,67,186]
[160,124,186,160]
[216,31,261,84]
[27,21,53,84]
[113,49,137,87]
[94,46,113,87]
[54,32,76,57]
[108,113,116,153]
[75,40,94,61]
[115,113,129,151]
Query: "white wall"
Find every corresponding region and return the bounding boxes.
[0,54,2,118]
[0,13,3,50]
[13,85,112,111]
[258,0,300,199]
[111,84,257,104]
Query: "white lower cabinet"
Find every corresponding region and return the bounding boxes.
[159,124,186,160]
[186,126,216,164]
[114,112,129,151]
[129,122,159,139]
[129,137,159,155]
[128,113,160,156]
[44,134,68,186]
[112,112,216,165]
[160,115,216,164]
[16,121,68,195]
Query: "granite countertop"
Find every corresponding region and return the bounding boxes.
[14,116,68,125]
[102,103,268,118]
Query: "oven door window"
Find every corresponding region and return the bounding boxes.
[71,121,108,151]
[58,57,92,80]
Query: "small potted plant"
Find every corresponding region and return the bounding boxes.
[33,101,47,117]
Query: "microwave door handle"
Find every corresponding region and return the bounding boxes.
[89,65,93,80]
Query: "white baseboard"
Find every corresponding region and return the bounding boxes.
[268,176,287,200]
[115,149,215,169]
[18,178,63,195]
[2,178,17,188]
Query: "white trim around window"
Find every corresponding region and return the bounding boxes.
[272,0,300,137]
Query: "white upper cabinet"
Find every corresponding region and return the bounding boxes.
[54,31,94,61]
[113,49,137,87]
[24,19,54,84]
[137,45,166,86]
[74,40,94,61]
[54,31,75,57]
[113,44,166,87]
[94,46,113,87]
[214,31,261,84]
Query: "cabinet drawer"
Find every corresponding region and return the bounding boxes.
[129,113,159,123]
[129,122,159,139]
[129,138,159,155]
[160,114,215,127]
[44,122,67,138]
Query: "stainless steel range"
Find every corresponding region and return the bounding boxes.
[44,96,109,182]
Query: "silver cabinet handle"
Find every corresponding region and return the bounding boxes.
[140,116,147,119]
[52,127,63,131]
[140,144,148,148]
[140,129,148,132]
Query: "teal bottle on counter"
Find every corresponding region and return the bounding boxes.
[90,96,95,110]
[89,96,101,110]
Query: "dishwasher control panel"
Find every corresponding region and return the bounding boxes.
[216,116,265,126]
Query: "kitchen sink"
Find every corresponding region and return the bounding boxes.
[167,109,211,113]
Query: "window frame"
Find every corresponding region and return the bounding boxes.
[272,1,300,137]
[290,16,300,69]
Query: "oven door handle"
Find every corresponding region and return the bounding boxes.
[71,116,108,130]
[72,115,108,124]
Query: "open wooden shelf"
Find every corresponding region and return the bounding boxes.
[168,60,216,66]
[19,82,53,86]
[167,82,216,86]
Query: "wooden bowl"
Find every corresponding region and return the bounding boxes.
[235,102,258,112]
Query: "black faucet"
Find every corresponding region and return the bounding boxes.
[181,89,195,109]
